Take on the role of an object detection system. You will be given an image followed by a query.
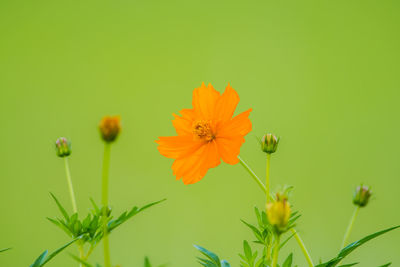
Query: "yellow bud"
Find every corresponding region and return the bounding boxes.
[99,116,121,143]
[266,197,291,233]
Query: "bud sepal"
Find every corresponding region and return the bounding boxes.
[261,133,280,154]
[353,185,372,208]
[55,137,72,157]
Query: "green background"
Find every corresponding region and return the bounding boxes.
[1,0,399,266]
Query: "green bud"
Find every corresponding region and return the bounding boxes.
[100,206,112,217]
[55,137,71,157]
[353,185,372,207]
[261,133,279,154]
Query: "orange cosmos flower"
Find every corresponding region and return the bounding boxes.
[156,83,252,184]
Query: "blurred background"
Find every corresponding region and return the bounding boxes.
[1,0,399,266]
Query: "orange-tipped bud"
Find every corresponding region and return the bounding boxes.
[353,185,372,207]
[55,137,72,157]
[99,116,121,143]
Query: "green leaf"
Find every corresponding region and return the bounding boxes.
[282,253,293,267]
[194,245,220,266]
[243,241,252,261]
[144,256,152,267]
[50,193,70,221]
[316,225,400,267]
[108,199,166,233]
[197,257,216,267]
[139,199,167,212]
[194,245,231,267]
[338,226,400,259]
[377,264,391,267]
[241,220,264,244]
[0,248,11,253]
[30,238,78,267]
[30,251,48,267]
[90,198,100,213]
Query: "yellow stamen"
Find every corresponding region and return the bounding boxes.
[192,120,215,141]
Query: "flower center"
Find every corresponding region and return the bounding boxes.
[192,120,215,141]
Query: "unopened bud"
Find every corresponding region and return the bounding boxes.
[261,133,279,154]
[266,193,291,234]
[55,137,72,157]
[353,185,372,207]
[99,116,121,143]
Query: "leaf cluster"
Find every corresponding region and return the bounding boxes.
[239,207,300,267]
[47,194,104,246]
[48,193,165,247]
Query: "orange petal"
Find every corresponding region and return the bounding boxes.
[192,83,220,119]
[172,109,195,136]
[214,84,240,123]
[179,109,196,120]
[217,108,252,138]
[215,136,244,164]
[172,141,220,184]
[156,135,202,159]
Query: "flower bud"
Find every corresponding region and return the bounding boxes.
[99,116,121,143]
[266,193,291,234]
[55,137,72,157]
[261,133,279,154]
[353,185,372,207]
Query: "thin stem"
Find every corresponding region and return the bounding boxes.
[64,158,83,267]
[265,153,272,263]
[101,143,112,267]
[64,158,78,213]
[291,228,314,267]
[266,153,271,203]
[85,245,95,260]
[266,238,272,262]
[238,156,266,193]
[78,244,85,267]
[271,235,280,267]
[341,206,360,249]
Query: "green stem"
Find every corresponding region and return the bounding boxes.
[64,158,78,213]
[85,245,95,260]
[271,235,280,267]
[265,153,272,263]
[101,143,112,267]
[266,154,271,203]
[78,244,85,267]
[290,228,314,267]
[341,206,360,249]
[64,158,83,267]
[266,238,272,262]
[238,156,266,194]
